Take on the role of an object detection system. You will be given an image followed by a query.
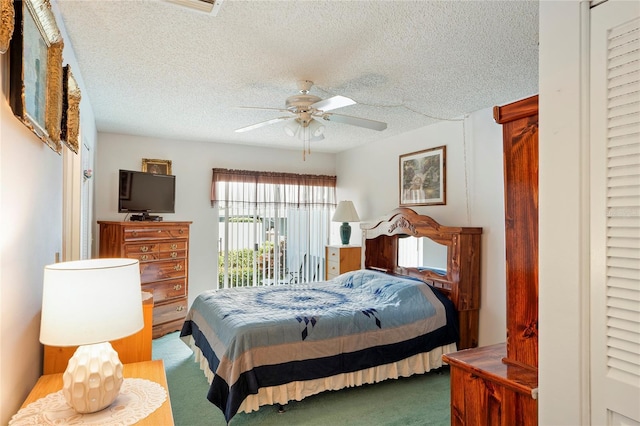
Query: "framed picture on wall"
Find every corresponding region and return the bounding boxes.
[399,145,446,206]
[9,0,64,153]
[142,158,172,175]
[61,65,81,154]
[0,0,14,54]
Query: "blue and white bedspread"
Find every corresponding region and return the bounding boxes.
[180,269,458,422]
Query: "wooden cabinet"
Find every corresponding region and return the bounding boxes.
[444,95,538,424]
[325,245,361,279]
[99,221,191,338]
[43,293,154,374]
[443,344,538,426]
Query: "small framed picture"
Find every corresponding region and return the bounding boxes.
[399,146,446,206]
[142,158,172,175]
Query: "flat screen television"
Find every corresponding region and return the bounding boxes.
[118,170,175,220]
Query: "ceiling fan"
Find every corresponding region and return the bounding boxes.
[235,80,388,143]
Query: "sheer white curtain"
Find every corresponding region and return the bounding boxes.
[212,169,336,289]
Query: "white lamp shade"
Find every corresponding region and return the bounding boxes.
[332,200,360,223]
[40,258,144,346]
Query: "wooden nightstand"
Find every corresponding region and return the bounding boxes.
[20,360,174,425]
[325,245,361,279]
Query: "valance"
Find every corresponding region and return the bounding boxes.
[211,168,336,208]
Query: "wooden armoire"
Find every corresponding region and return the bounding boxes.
[443,95,539,425]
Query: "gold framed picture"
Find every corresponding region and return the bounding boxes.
[61,65,81,154]
[399,145,446,206]
[9,0,64,153]
[0,0,15,54]
[142,158,172,175]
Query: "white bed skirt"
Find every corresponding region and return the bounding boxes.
[182,335,456,414]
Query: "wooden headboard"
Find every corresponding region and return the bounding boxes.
[360,208,482,349]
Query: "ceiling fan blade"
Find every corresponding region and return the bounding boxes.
[310,95,356,112]
[236,106,291,114]
[320,113,387,131]
[235,116,291,133]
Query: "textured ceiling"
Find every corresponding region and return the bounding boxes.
[56,0,539,153]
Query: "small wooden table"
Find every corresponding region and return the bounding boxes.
[20,360,174,425]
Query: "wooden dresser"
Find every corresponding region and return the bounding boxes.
[443,95,539,425]
[99,221,191,338]
[325,245,361,279]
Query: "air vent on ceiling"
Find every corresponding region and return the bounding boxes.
[165,0,224,15]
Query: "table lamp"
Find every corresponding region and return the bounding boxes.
[332,200,360,245]
[39,258,144,414]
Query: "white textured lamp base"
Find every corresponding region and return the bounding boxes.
[62,342,124,413]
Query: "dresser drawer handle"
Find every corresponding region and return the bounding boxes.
[179,229,184,234]
[170,244,178,250]
[132,231,138,237]
[174,264,183,271]
[141,255,149,261]
[140,246,149,252]
[173,284,182,290]
[176,305,185,312]
[170,252,178,258]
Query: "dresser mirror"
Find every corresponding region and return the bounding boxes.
[397,235,448,274]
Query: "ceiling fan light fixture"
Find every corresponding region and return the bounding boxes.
[297,125,324,142]
[283,119,300,137]
[308,119,325,138]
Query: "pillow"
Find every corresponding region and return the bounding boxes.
[331,269,384,288]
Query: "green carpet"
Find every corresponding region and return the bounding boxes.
[152,331,451,425]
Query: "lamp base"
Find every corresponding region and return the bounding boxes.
[62,342,124,413]
[339,222,352,245]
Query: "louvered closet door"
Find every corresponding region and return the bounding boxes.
[590,2,640,424]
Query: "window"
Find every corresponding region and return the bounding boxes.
[211,169,336,288]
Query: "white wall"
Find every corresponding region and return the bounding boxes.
[94,133,336,304]
[0,62,62,423]
[336,108,511,347]
[0,1,97,422]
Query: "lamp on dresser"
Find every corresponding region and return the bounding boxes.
[332,200,360,245]
[39,258,144,414]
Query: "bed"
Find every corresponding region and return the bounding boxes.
[180,208,482,422]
